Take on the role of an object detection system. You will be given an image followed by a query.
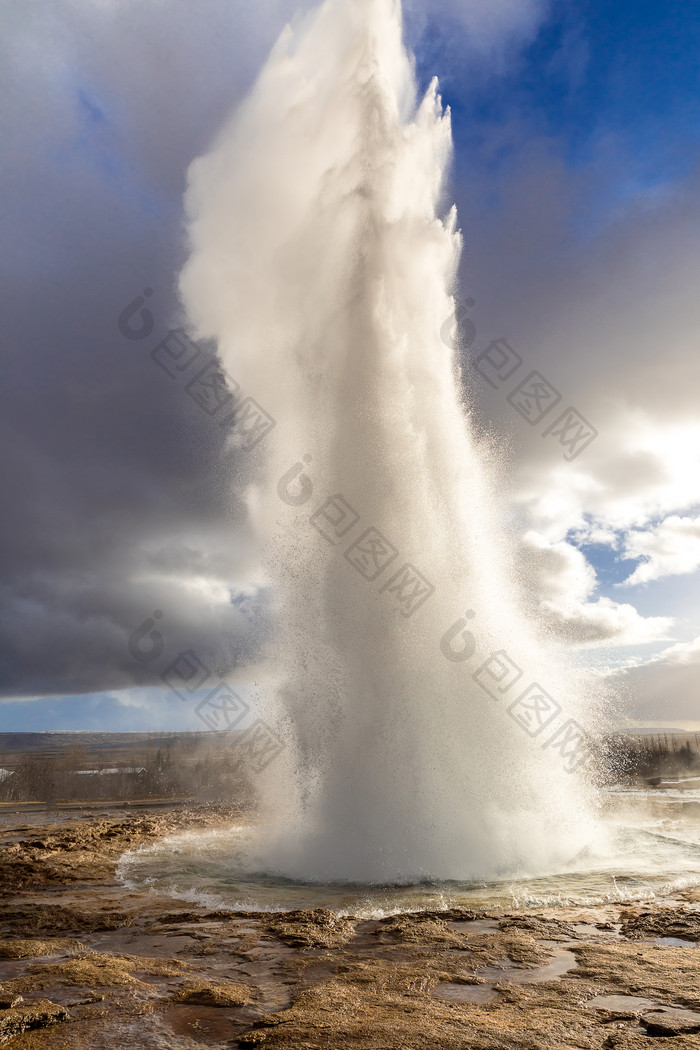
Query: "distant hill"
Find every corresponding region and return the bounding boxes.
[611,727,696,737]
[0,730,253,803]
[0,731,205,758]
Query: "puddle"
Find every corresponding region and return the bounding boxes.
[432,982,498,1005]
[446,919,499,936]
[473,946,577,988]
[586,994,659,1012]
[165,1004,243,1043]
[586,993,700,1032]
[87,928,221,960]
[431,946,577,1007]
[113,1009,236,1049]
[516,948,577,984]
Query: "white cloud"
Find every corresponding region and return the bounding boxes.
[464,146,700,685]
[413,0,550,52]
[518,532,673,646]
[2,0,697,733]
[540,597,673,648]
[513,419,700,546]
[611,635,700,725]
[622,514,700,586]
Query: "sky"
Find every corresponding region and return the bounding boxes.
[1,0,699,732]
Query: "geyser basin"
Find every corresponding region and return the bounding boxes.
[118,788,700,916]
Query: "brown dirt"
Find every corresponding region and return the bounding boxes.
[619,904,700,942]
[172,979,255,1006]
[0,999,68,1044]
[1,803,700,1049]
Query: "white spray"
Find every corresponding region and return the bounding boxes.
[179,0,602,883]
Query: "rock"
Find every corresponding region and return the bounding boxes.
[0,999,68,1043]
[172,979,254,1007]
[264,909,355,948]
[621,907,700,942]
[0,937,83,959]
[0,995,23,1010]
[7,951,188,992]
[0,903,134,935]
[641,1008,700,1036]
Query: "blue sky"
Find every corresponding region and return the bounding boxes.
[441,0,700,168]
[2,0,699,731]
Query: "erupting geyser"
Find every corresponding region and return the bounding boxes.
[179,0,603,883]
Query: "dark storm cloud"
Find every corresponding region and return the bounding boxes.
[9,0,696,716]
[0,0,302,698]
[1,0,553,704]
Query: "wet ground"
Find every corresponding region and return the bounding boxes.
[2,803,700,1048]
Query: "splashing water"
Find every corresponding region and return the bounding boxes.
[179,0,605,884]
[119,790,700,914]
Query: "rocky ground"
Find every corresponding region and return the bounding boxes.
[1,804,700,1049]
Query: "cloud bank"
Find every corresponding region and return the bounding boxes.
[1,0,699,730]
